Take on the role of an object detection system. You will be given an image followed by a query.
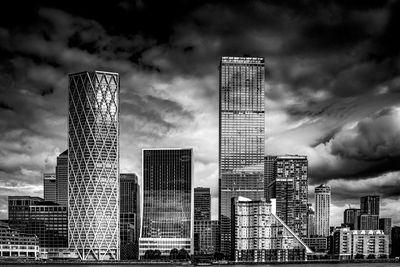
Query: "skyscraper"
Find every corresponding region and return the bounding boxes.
[56,150,68,206]
[139,148,193,258]
[43,173,57,203]
[194,187,211,221]
[359,195,380,230]
[315,184,330,237]
[120,173,140,260]
[343,208,360,230]
[268,155,308,238]
[219,56,265,259]
[264,155,277,201]
[360,195,380,215]
[68,71,120,260]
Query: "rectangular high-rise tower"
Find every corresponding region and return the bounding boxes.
[139,148,193,258]
[68,71,120,261]
[343,208,360,230]
[267,155,308,238]
[315,184,331,237]
[56,150,68,206]
[43,173,57,202]
[219,56,265,259]
[194,187,211,221]
[360,195,380,215]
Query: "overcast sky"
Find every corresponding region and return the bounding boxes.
[1,0,400,226]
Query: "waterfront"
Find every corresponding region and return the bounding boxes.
[1,263,400,267]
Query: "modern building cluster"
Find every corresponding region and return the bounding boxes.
[0,57,398,262]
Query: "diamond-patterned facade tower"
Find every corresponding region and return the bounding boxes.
[68,71,120,261]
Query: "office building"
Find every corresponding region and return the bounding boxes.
[315,184,330,237]
[264,155,276,201]
[379,218,392,236]
[360,195,380,215]
[219,56,265,258]
[68,71,120,261]
[120,173,140,260]
[0,225,39,259]
[392,226,400,258]
[232,197,311,262]
[194,220,219,256]
[303,237,328,253]
[56,150,68,206]
[43,173,57,203]
[8,196,68,250]
[194,187,211,221]
[307,205,316,237]
[359,214,379,230]
[267,155,308,238]
[8,196,42,231]
[343,208,360,230]
[139,148,193,258]
[332,228,389,259]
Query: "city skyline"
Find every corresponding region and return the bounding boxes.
[1,1,400,228]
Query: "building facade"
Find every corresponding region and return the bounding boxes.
[378,218,392,236]
[8,196,42,232]
[267,155,308,238]
[8,196,68,250]
[139,148,193,258]
[68,71,120,260]
[359,214,379,230]
[343,208,360,230]
[307,206,316,237]
[315,184,330,237]
[194,187,211,221]
[0,225,39,259]
[392,226,400,257]
[120,173,140,260]
[219,56,265,259]
[303,237,327,253]
[264,155,276,201]
[360,196,380,215]
[43,173,57,203]
[194,220,219,256]
[56,150,68,206]
[232,197,311,262]
[332,228,389,259]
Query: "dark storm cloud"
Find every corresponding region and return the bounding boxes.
[331,107,400,161]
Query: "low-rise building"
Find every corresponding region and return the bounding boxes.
[194,220,219,256]
[303,237,328,253]
[0,225,39,259]
[8,196,68,256]
[232,197,312,262]
[332,228,389,260]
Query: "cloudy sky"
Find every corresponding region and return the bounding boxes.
[1,0,400,226]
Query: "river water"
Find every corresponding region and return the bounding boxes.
[1,264,399,267]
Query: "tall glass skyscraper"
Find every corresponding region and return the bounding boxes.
[315,184,330,237]
[68,71,120,261]
[219,56,265,259]
[139,148,193,258]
